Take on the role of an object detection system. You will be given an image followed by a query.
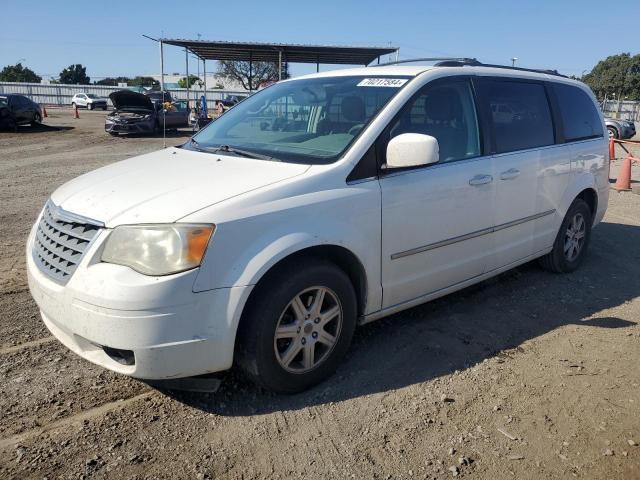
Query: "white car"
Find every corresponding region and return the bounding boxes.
[28,61,609,393]
[71,93,107,110]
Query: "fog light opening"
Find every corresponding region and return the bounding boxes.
[102,346,135,366]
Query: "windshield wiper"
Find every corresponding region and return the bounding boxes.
[190,139,273,160]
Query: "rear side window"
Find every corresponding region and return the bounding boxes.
[553,83,603,141]
[485,80,554,153]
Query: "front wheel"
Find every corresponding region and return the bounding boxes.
[538,198,592,273]
[87,103,93,110]
[237,259,357,393]
[607,126,619,139]
[31,113,41,126]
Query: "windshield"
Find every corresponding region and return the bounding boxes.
[190,75,411,164]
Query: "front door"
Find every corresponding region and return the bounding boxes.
[379,78,495,308]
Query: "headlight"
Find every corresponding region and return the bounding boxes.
[101,224,215,275]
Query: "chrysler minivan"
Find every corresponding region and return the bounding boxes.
[27,60,609,393]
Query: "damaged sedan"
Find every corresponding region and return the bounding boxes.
[105,90,189,136]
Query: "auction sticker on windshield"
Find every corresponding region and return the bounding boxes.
[357,78,408,87]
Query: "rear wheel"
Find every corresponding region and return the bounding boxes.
[71,102,76,109]
[87,103,93,110]
[237,258,357,393]
[102,105,107,111]
[538,198,592,273]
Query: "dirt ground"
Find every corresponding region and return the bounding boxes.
[1,110,639,480]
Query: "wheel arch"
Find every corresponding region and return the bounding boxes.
[576,187,598,219]
[242,244,368,320]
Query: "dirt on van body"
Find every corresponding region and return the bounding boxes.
[1,112,639,479]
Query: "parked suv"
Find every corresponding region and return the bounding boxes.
[27,62,608,393]
[71,93,108,110]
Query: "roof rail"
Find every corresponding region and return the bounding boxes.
[370,57,481,67]
[369,57,567,77]
[476,63,567,78]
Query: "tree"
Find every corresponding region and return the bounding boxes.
[217,60,281,91]
[59,64,90,85]
[0,63,41,83]
[94,76,131,86]
[178,75,201,88]
[128,76,159,88]
[582,53,640,101]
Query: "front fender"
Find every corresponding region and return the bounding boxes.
[190,180,383,314]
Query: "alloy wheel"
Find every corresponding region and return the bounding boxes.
[564,212,586,262]
[273,286,343,374]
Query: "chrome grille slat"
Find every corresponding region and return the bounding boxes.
[42,208,98,241]
[32,202,101,284]
[37,223,87,254]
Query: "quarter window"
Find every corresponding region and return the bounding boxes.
[389,81,480,163]
[553,83,603,141]
[485,81,554,153]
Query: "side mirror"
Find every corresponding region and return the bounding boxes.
[386,133,439,169]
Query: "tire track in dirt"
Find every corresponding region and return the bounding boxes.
[0,392,156,450]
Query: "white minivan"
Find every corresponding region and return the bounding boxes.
[27,60,609,393]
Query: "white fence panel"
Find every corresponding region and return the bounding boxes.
[0,82,248,108]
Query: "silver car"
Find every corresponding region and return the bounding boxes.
[71,93,108,111]
[605,117,636,139]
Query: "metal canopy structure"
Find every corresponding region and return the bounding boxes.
[160,38,397,67]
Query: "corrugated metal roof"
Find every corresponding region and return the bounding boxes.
[160,39,397,65]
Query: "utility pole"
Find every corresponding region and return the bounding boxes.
[511,57,518,67]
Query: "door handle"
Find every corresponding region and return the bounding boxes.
[500,168,521,180]
[469,174,493,186]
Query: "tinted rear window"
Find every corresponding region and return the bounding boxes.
[485,80,554,153]
[553,83,603,141]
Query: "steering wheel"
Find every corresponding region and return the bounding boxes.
[347,124,364,136]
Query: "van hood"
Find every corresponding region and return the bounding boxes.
[50,147,310,226]
[109,90,154,111]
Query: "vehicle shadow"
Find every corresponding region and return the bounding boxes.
[163,220,639,415]
[110,129,194,139]
[1,124,74,134]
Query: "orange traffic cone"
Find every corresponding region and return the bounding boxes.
[42,105,48,118]
[608,137,615,161]
[73,105,80,119]
[613,155,633,191]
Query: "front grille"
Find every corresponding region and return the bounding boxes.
[33,202,102,283]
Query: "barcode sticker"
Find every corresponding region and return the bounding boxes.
[357,78,408,88]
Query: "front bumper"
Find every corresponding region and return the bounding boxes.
[105,118,155,135]
[26,223,252,379]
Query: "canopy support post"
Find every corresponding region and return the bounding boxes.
[203,58,207,114]
[185,47,190,108]
[159,39,166,148]
[278,50,282,81]
[249,52,253,92]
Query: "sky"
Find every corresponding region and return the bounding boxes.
[1,0,637,81]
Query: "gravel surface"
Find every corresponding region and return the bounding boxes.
[1,111,639,479]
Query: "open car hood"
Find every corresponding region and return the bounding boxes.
[109,90,154,111]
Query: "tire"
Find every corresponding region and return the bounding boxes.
[87,103,93,111]
[71,102,76,109]
[236,258,357,393]
[538,198,592,273]
[607,126,619,139]
[102,106,107,111]
[31,113,41,126]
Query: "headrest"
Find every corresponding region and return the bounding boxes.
[341,96,365,122]
[425,88,462,122]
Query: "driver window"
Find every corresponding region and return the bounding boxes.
[389,81,480,163]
